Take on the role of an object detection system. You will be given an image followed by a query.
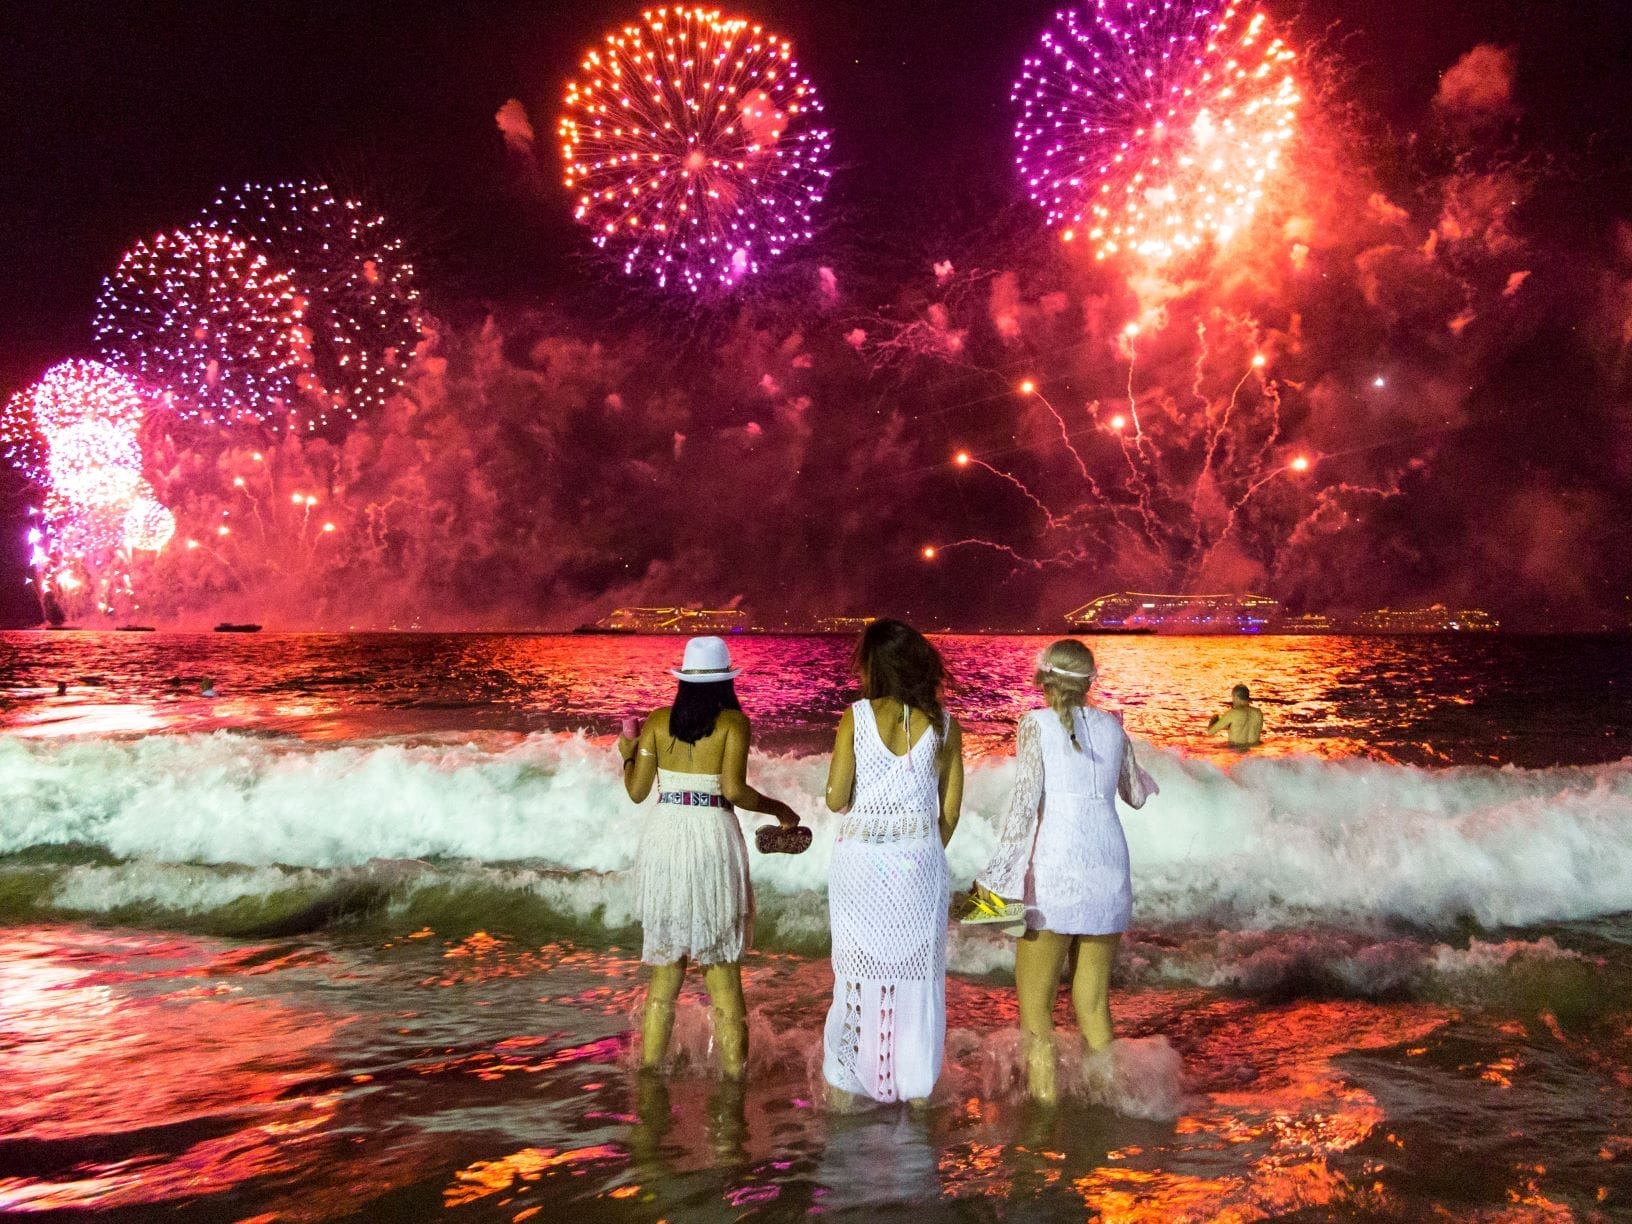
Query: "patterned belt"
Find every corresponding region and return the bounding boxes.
[658,791,733,810]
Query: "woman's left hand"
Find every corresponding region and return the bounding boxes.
[616,735,636,763]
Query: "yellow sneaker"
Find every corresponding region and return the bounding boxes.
[958,884,1027,927]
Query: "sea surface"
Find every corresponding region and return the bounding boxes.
[0,630,1629,1221]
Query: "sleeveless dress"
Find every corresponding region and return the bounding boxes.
[822,700,950,1102]
[977,706,1154,935]
[635,768,753,965]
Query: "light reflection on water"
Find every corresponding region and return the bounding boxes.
[0,926,1626,1220]
[2,630,1630,765]
[2,630,1630,1217]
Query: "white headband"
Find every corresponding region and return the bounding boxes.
[1037,652,1095,679]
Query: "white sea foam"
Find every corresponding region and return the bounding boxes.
[3,731,1631,931]
[949,1028,1183,1120]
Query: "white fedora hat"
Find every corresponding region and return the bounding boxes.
[669,635,742,682]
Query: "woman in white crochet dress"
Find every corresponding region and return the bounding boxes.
[821,620,964,1106]
[618,636,801,1078]
[966,638,1157,1103]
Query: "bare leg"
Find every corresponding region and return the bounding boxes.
[702,961,748,1080]
[642,959,685,1070]
[1014,929,1072,1104]
[1070,934,1121,1052]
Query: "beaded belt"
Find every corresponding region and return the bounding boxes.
[659,791,733,810]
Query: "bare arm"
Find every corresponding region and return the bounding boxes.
[824,707,856,813]
[718,713,800,826]
[1206,709,1230,734]
[937,716,964,847]
[619,715,659,803]
[976,714,1043,899]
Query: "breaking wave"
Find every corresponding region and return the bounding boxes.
[1,730,1629,950]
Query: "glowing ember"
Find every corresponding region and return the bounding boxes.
[557,6,831,292]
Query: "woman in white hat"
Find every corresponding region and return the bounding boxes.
[617,635,801,1079]
[962,638,1157,1104]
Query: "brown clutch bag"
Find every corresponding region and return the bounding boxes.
[755,824,813,855]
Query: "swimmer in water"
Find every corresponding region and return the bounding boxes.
[201,679,218,698]
[1207,684,1263,747]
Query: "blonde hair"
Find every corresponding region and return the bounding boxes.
[1033,638,1096,747]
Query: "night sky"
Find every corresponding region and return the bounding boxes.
[2,1,1630,630]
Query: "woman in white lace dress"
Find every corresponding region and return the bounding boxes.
[822,620,964,1106]
[968,639,1156,1103]
[618,636,802,1078]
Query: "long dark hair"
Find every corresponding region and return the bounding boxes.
[669,678,742,744]
[854,619,946,727]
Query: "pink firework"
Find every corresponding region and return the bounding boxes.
[94,224,306,428]
[46,420,144,508]
[1,359,145,484]
[1013,0,1299,263]
[122,493,177,553]
[202,181,422,432]
[558,6,831,292]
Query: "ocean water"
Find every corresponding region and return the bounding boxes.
[0,631,1629,1221]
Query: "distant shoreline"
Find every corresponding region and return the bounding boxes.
[4,626,1627,638]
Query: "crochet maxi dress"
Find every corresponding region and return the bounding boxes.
[977,706,1154,935]
[822,700,950,1102]
[636,768,753,965]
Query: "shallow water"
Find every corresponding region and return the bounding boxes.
[2,925,1628,1221]
[1,632,1629,1219]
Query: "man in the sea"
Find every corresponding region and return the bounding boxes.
[1207,684,1263,748]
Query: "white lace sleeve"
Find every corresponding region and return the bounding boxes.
[976,715,1045,901]
[1117,731,1157,809]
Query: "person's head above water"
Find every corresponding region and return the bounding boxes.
[668,637,743,744]
[854,619,946,726]
[1232,683,1251,702]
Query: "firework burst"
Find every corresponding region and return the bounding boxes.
[1,359,145,484]
[203,181,422,432]
[122,493,177,553]
[94,224,306,428]
[44,420,144,509]
[1013,0,1299,263]
[558,5,831,292]
[2,362,176,619]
